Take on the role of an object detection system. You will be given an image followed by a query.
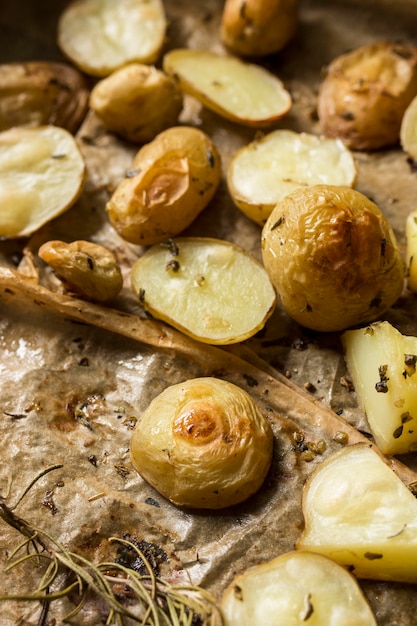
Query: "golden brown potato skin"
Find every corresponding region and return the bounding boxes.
[261,185,405,332]
[106,126,221,246]
[220,0,298,57]
[0,62,89,134]
[318,41,417,151]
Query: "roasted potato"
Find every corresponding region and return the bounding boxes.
[163,49,291,127]
[227,129,357,226]
[57,0,167,76]
[130,377,273,509]
[400,94,417,160]
[0,61,89,134]
[261,185,404,332]
[318,41,417,150]
[406,208,417,291]
[89,64,183,144]
[220,0,299,58]
[106,126,221,246]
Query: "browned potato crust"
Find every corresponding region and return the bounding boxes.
[318,41,417,151]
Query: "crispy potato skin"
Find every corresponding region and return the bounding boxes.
[318,41,417,151]
[261,185,405,332]
[221,0,298,57]
[0,62,89,134]
[106,126,221,246]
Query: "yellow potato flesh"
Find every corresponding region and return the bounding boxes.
[163,49,291,126]
[221,551,376,626]
[401,95,417,159]
[405,209,417,292]
[130,237,276,344]
[342,321,417,455]
[0,126,85,238]
[297,443,417,582]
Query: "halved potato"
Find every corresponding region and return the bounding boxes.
[130,377,273,509]
[57,0,167,77]
[400,94,417,159]
[227,130,357,226]
[342,321,417,455]
[163,49,291,126]
[221,550,377,626]
[0,126,86,239]
[130,237,277,344]
[297,443,417,583]
[406,208,417,291]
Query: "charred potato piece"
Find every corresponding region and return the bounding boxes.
[106,126,221,246]
[318,41,417,150]
[0,61,89,134]
[38,240,123,302]
[221,0,299,58]
[89,63,183,144]
[261,185,404,332]
[130,377,273,509]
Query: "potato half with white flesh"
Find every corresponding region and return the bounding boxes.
[106,126,221,246]
[261,185,405,332]
[318,41,417,151]
[406,209,417,291]
[297,443,417,583]
[163,49,291,127]
[57,0,167,77]
[221,551,377,626]
[342,321,417,455]
[130,237,277,344]
[130,377,273,509]
[400,95,417,160]
[227,130,357,226]
[0,126,85,239]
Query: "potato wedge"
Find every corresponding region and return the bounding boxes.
[130,237,277,344]
[261,185,405,332]
[106,126,221,245]
[220,0,299,58]
[342,321,417,455]
[318,41,417,150]
[401,94,417,160]
[89,63,183,144]
[406,208,417,291]
[130,377,273,509]
[221,550,377,626]
[57,0,167,77]
[297,443,417,582]
[0,61,89,134]
[0,126,85,239]
[163,49,291,126]
[227,130,357,226]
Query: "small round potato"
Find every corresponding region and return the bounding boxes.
[318,41,417,151]
[38,240,123,302]
[106,126,221,246]
[130,377,273,509]
[220,0,299,58]
[89,64,183,144]
[261,185,405,332]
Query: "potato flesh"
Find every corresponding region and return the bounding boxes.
[400,95,417,159]
[163,49,291,126]
[130,237,276,344]
[406,209,417,292]
[297,443,417,582]
[228,130,357,225]
[0,126,85,238]
[221,551,376,626]
[58,0,167,76]
[342,322,417,455]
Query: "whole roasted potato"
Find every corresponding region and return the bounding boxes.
[221,0,299,58]
[106,126,221,245]
[130,377,273,509]
[0,61,89,134]
[318,41,417,150]
[89,63,183,144]
[261,185,405,332]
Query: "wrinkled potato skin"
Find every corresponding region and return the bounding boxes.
[318,41,417,151]
[221,0,298,57]
[261,185,405,332]
[0,62,89,134]
[38,240,123,302]
[106,126,221,246]
[89,64,183,144]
